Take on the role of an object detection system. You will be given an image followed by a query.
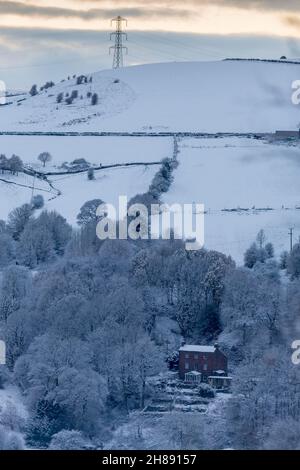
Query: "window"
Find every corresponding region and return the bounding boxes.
[194,354,198,359]
[185,353,189,359]
[185,362,189,370]
[203,364,208,371]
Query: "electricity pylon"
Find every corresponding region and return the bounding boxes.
[110,16,128,69]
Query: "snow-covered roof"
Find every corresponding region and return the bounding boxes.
[185,371,202,376]
[208,376,232,380]
[179,344,216,353]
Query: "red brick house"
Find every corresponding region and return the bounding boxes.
[179,343,227,382]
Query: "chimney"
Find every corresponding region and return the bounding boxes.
[181,340,186,347]
[214,342,219,350]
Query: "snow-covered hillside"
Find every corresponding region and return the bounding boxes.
[0,60,299,262]
[1,60,300,133]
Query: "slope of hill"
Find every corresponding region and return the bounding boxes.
[0,60,300,133]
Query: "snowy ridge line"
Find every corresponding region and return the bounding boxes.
[224,58,300,66]
[0,131,266,139]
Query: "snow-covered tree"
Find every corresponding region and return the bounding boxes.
[7,203,33,240]
[38,152,52,168]
[76,199,104,226]
[0,265,31,324]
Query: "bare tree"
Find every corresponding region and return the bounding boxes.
[38,152,52,168]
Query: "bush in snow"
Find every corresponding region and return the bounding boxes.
[49,430,92,450]
[91,93,98,105]
[31,194,44,210]
[56,92,63,103]
[87,168,95,181]
[29,84,38,96]
[197,383,215,398]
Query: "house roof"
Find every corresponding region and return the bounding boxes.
[179,344,216,353]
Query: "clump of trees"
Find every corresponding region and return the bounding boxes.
[149,158,179,199]
[0,154,23,175]
[76,75,88,85]
[40,81,55,91]
[1,183,300,450]
[244,230,274,268]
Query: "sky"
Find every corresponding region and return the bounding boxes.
[2,0,300,88]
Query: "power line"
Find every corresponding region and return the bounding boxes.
[110,16,128,69]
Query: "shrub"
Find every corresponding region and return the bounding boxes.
[29,85,38,97]
[198,383,215,398]
[91,93,98,105]
[32,194,44,210]
[87,168,95,181]
[56,93,63,103]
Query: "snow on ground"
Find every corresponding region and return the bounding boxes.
[164,137,300,263]
[1,60,300,133]
[0,135,170,171]
[46,164,157,225]
[105,390,231,450]
[0,164,157,225]
[0,173,51,221]
[0,136,168,223]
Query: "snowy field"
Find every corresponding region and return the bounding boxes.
[44,165,157,225]
[0,135,167,223]
[0,165,157,225]
[1,60,300,133]
[0,135,171,171]
[0,173,51,220]
[164,137,300,262]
